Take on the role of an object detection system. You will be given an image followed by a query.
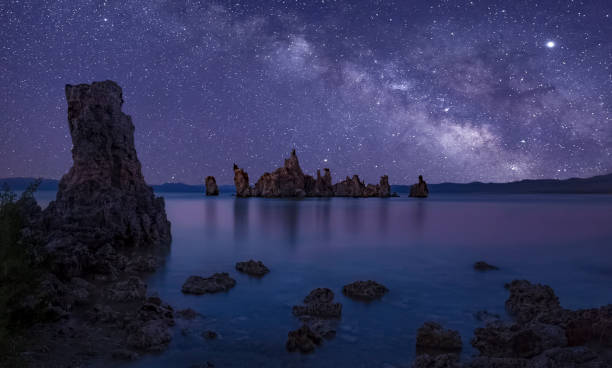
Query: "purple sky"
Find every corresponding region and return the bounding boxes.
[1,1,611,185]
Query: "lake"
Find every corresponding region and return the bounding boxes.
[34,191,612,367]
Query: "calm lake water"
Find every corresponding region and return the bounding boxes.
[34,191,612,367]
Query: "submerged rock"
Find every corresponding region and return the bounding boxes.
[474,261,499,271]
[205,176,219,196]
[181,273,236,295]
[202,330,218,340]
[409,175,429,198]
[342,280,389,301]
[416,322,463,351]
[233,150,392,198]
[235,259,270,277]
[286,324,322,353]
[176,308,200,320]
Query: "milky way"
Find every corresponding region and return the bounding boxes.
[1,1,611,184]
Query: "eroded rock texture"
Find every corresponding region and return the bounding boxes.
[342,280,389,301]
[42,81,171,279]
[13,81,177,367]
[233,164,251,197]
[205,176,219,196]
[234,150,391,198]
[411,279,612,367]
[288,288,342,352]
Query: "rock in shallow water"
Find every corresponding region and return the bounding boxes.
[292,288,343,318]
[286,324,322,353]
[342,280,389,301]
[176,308,200,320]
[42,81,171,280]
[473,261,499,271]
[234,150,392,198]
[205,176,219,196]
[416,322,463,352]
[181,273,236,295]
[288,288,342,352]
[202,330,218,340]
[235,259,270,277]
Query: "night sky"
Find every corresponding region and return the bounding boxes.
[1,1,611,185]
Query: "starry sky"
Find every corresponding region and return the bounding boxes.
[1,0,611,185]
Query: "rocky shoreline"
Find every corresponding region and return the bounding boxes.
[2,81,175,367]
[412,279,612,367]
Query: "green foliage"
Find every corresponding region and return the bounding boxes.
[0,179,43,366]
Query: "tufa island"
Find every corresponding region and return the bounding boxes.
[232,150,393,198]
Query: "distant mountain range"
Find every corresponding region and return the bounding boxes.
[393,173,612,194]
[2,173,612,194]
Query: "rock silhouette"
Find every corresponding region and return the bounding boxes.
[233,164,251,197]
[409,175,429,198]
[205,176,219,196]
[42,81,172,279]
[14,81,175,367]
[235,259,270,277]
[233,150,392,198]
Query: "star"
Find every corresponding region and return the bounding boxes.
[546,41,556,48]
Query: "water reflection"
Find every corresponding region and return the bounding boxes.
[233,198,249,243]
[129,193,612,368]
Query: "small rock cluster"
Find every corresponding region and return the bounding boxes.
[412,279,612,367]
[287,288,343,352]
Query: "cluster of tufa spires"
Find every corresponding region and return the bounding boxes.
[231,149,391,198]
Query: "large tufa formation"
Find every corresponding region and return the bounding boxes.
[42,81,171,278]
[233,150,391,198]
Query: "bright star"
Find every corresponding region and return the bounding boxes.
[546,41,555,48]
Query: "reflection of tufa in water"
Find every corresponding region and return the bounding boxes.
[409,175,429,198]
[233,149,391,198]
